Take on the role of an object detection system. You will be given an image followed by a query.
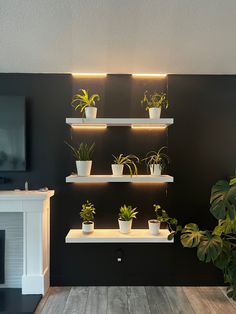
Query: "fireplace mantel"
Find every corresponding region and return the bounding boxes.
[0,190,54,295]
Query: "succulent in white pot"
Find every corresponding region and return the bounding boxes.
[148,204,178,236]
[80,200,96,233]
[118,204,138,234]
[71,89,100,118]
[141,90,169,119]
[111,154,139,176]
[142,146,170,176]
[65,142,95,176]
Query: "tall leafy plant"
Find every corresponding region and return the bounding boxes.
[170,175,236,300]
[141,90,168,111]
[65,142,95,160]
[71,89,100,114]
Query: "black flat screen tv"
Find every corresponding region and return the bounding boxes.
[0,96,26,171]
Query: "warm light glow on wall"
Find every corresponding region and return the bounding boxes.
[132,73,167,78]
[71,124,107,129]
[131,125,167,130]
[71,73,107,77]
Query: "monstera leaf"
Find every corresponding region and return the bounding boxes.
[181,223,203,248]
[197,231,223,263]
[214,240,231,270]
[210,180,236,220]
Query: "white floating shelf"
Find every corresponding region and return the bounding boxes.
[66,229,173,243]
[66,118,173,128]
[66,175,174,183]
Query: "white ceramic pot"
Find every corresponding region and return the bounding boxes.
[82,221,94,233]
[149,107,161,119]
[76,160,92,176]
[112,164,124,176]
[150,164,161,176]
[118,219,132,234]
[85,107,97,119]
[148,219,160,235]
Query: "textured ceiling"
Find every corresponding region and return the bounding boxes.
[1,0,236,74]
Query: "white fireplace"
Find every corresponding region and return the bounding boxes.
[0,190,54,295]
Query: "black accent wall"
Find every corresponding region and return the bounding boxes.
[0,74,235,286]
[0,230,5,283]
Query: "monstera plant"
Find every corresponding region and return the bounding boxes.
[169,175,236,300]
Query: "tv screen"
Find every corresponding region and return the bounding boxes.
[0,96,26,171]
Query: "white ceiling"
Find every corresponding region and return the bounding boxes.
[1,0,236,74]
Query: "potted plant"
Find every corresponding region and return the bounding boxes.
[141,90,168,119]
[118,204,138,234]
[148,204,178,235]
[80,200,96,233]
[142,146,170,176]
[170,175,236,300]
[65,142,95,176]
[71,89,100,118]
[112,154,139,176]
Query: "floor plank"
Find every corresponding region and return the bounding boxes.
[164,286,195,314]
[197,287,236,314]
[127,286,151,314]
[38,287,71,314]
[145,287,174,314]
[63,287,89,314]
[84,287,108,314]
[107,286,129,314]
[220,286,236,311]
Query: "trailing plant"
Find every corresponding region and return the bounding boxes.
[71,89,100,114]
[119,205,138,221]
[142,146,170,173]
[169,175,236,300]
[65,142,95,160]
[141,90,168,111]
[112,154,139,176]
[80,200,96,222]
[152,204,179,232]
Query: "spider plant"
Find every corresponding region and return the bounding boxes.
[112,154,139,176]
[65,142,95,160]
[141,90,168,111]
[71,89,100,114]
[142,146,170,173]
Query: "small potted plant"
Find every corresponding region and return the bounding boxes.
[148,204,178,235]
[141,90,168,119]
[118,204,138,234]
[142,146,170,176]
[80,200,96,233]
[65,142,95,176]
[112,154,139,176]
[71,89,100,118]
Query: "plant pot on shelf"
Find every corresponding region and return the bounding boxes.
[112,164,124,176]
[149,107,161,119]
[148,219,160,235]
[76,160,92,176]
[150,164,161,176]
[118,218,132,234]
[82,221,94,233]
[85,107,97,119]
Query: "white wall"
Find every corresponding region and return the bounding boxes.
[0,0,236,74]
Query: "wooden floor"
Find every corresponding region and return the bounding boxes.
[35,286,236,314]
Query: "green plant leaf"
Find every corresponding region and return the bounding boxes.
[214,241,231,270]
[210,180,236,220]
[197,232,222,263]
[180,223,203,248]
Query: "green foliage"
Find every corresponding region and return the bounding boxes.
[119,204,138,221]
[172,175,236,300]
[141,90,169,111]
[80,200,96,222]
[65,142,95,160]
[142,146,170,173]
[112,154,139,176]
[210,179,236,220]
[71,89,100,114]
